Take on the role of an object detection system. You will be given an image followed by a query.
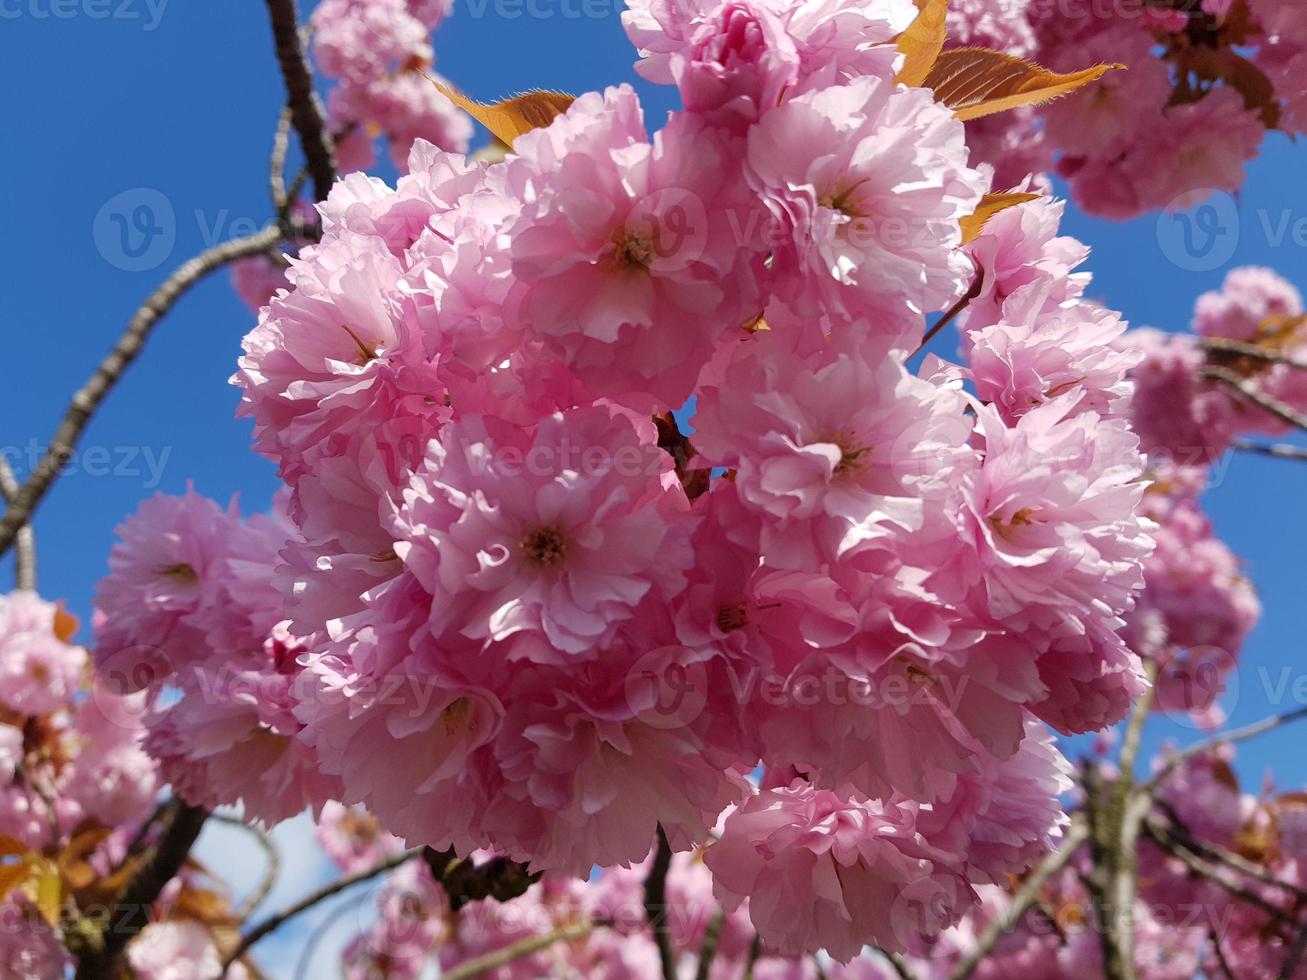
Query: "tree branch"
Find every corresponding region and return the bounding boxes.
[1231,438,1307,462]
[223,847,421,975]
[210,812,281,920]
[270,104,293,219]
[950,817,1089,980]
[262,0,335,202]
[0,226,283,560]
[1147,813,1307,901]
[0,455,35,590]
[1280,924,1307,980]
[914,267,984,356]
[1145,822,1295,924]
[645,826,677,980]
[1201,336,1307,373]
[73,803,209,980]
[442,918,601,980]
[1139,705,1307,796]
[694,907,725,980]
[1201,365,1307,432]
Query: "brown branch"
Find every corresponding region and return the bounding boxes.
[442,918,601,980]
[1210,928,1237,980]
[210,812,281,920]
[223,847,421,975]
[694,907,725,980]
[1201,337,1307,373]
[270,104,293,218]
[263,0,335,202]
[1201,365,1307,432]
[74,803,209,980]
[0,226,283,560]
[1145,822,1295,924]
[884,950,920,980]
[1231,438,1307,462]
[1280,925,1307,980]
[914,267,984,356]
[950,817,1089,980]
[645,826,677,980]
[1146,813,1307,902]
[1139,705,1307,797]
[0,455,35,590]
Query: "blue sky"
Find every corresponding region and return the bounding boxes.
[2,1,1307,973]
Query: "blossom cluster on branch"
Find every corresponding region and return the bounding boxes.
[947,0,1305,216]
[78,0,1177,963]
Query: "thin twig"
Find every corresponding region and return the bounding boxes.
[1209,928,1237,980]
[884,950,920,980]
[1231,438,1307,462]
[645,826,677,980]
[74,804,209,980]
[293,892,370,980]
[270,105,292,217]
[222,847,421,975]
[1201,365,1307,432]
[1100,662,1158,980]
[694,907,725,980]
[914,268,984,356]
[1139,705,1307,796]
[1280,924,1307,980]
[1201,336,1307,373]
[1146,813,1307,901]
[742,934,762,980]
[950,818,1089,980]
[0,226,283,560]
[210,812,281,920]
[1147,823,1294,923]
[263,0,335,202]
[442,918,601,980]
[0,455,35,590]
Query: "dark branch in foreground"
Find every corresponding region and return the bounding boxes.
[0,226,283,560]
[73,803,209,980]
[645,827,677,980]
[263,0,336,202]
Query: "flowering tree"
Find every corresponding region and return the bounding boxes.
[2,0,1307,977]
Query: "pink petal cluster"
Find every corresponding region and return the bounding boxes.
[93,489,341,825]
[0,592,158,850]
[1122,266,1307,464]
[311,0,470,171]
[179,1,1177,959]
[931,0,1291,216]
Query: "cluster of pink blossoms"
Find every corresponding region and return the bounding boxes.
[944,0,1303,216]
[92,488,341,825]
[884,745,1307,979]
[1100,266,1307,724]
[311,0,470,172]
[229,1,472,316]
[0,592,253,977]
[144,0,1164,961]
[1124,266,1307,464]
